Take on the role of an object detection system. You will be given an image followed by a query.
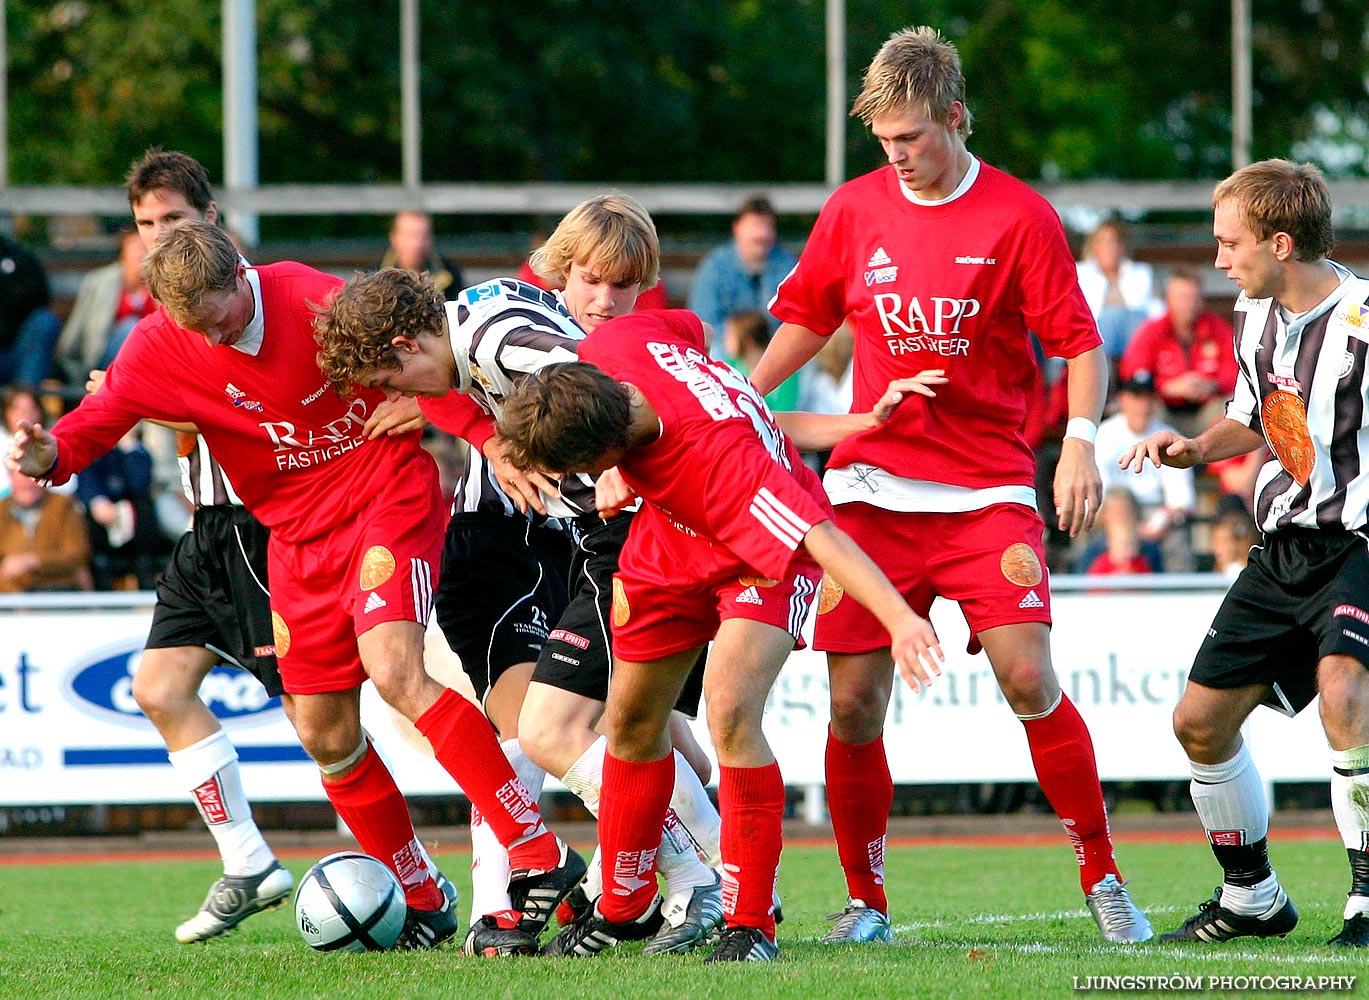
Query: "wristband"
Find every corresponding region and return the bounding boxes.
[1063,417,1097,444]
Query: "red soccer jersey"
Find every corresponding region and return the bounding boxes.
[45,263,433,544]
[772,162,1100,488]
[1119,311,1237,409]
[580,310,833,581]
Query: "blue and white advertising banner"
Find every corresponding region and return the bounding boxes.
[0,585,1335,806]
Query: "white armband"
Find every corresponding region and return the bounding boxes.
[1063,417,1098,444]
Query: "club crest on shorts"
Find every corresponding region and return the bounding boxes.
[1000,542,1042,587]
[271,610,292,658]
[817,573,844,614]
[1261,390,1315,486]
[612,577,631,627]
[738,575,779,588]
[359,546,397,591]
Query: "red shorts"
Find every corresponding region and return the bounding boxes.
[268,463,446,694]
[610,519,821,663]
[814,502,1051,655]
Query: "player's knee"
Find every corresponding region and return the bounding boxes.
[1171,701,1231,759]
[295,717,364,769]
[131,654,199,718]
[994,659,1051,711]
[827,685,886,738]
[705,691,764,757]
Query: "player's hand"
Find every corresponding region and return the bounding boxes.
[86,369,107,394]
[1054,437,1103,537]
[365,396,427,439]
[872,370,947,423]
[1119,430,1203,473]
[482,436,552,515]
[6,420,58,479]
[594,466,636,519]
[889,613,944,694]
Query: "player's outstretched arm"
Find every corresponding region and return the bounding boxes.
[1119,418,1263,474]
[86,369,197,433]
[801,520,943,692]
[776,371,947,451]
[6,420,58,478]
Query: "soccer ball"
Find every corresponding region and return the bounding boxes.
[294,851,407,952]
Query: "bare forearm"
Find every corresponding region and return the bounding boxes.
[1065,346,1108,423]
[776,411,871,452]
[802,520,917,635]
[1192,418,1265,464]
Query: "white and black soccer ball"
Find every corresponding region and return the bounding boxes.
[294,851,407,952]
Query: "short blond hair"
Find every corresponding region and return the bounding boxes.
[1213,159,1334,263]
[143,220,240,325]
[313,268,446,394]
[851,26,972,138]
[529,193,660,289]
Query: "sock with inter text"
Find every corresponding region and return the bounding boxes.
[596,750,675,924]
[825,728,891,914]
[718,761,785,941]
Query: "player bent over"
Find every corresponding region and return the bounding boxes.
[1122,160,1369,948]
[6,221,579,950]
[318,259,726,955]
[496,310,943,962]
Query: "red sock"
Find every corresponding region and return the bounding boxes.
[1021,694,1119,891]
[415,689,557,870]
[322,745,441,910]
[825,728,891,914]
[597,750,674,923]
[719,762,785,941]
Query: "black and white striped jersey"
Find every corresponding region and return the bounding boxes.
[1226,262,1369,533]
[444,278,634,523]
[179,432,245,509]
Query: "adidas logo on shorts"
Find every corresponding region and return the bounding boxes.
[363,591,388,614]
[1018,589,1044,609]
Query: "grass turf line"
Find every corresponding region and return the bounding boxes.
[0,840,1362,1000]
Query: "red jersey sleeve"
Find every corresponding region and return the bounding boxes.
[419,392,496,451]
[770,199,849,337]
[1015,203,1102,361]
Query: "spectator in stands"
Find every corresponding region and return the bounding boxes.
[1208,509,1256,579]
[1076,218,1162,365]
[0,231,62,386]
[688,195,797,353]
[55,225,156,385]
[1092,371,1196,571]
[519,222,670,310]
[0,465,91,592]
[721,309,803,411]
[76,426,173,589]
[1084,486,1159,577]
[1120,268,1237,438]
[378,209,464,300]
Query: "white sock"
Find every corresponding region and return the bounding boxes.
[1220,873,1281,916]
[1190,743,1270,845]
[167,730,273,876]
[503,738,551,850]
[669,749,721,870]
[561,736,605,816]
[656,808,718,896]
[581,843,604,902]
[469,807,514,922]
[1331,745,1369,852]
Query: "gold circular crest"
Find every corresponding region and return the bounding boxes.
[817,573,844,614]
[1000,542,1043,587]
[270,611,291,658]
[1260,390,1315,486]
[738,575,779,588]
[612,577,631,628]
[359,546,397,591]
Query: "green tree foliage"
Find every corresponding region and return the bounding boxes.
[5,0,1367,187]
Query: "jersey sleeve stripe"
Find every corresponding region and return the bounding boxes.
[749,488,812,550]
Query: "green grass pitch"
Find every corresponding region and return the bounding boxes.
[0,838,1362,1000]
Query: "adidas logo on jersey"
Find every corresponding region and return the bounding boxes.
[866,247,892,268]
[363,591,388,614]
[225,383,246,399]
[735,587,764,606]
[1018,589,1044,609]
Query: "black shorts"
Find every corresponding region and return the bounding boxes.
[146,505,283,697]
[533,513,706,718]
[1191,528,1369,714]
[435,512,573,701]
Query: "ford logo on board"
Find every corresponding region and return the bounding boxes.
[64,639,284,729]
